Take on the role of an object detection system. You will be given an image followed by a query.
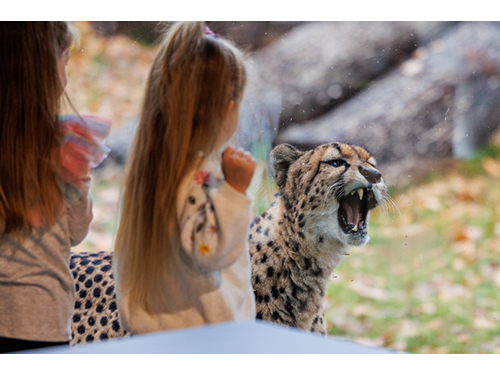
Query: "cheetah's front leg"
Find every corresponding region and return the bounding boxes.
[309,313,327,335]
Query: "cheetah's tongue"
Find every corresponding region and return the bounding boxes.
[341,200,360,227]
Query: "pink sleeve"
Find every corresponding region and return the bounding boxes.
[58,114,111,191]
[27,115,110,228]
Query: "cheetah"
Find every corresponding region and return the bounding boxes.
[69,141,387,343]
[249,142,387,334]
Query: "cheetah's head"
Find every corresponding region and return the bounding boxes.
[270,142,388,247]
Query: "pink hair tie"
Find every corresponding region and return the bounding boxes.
[204,26,219,38]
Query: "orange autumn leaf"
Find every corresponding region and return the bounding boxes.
[452,226,470,242]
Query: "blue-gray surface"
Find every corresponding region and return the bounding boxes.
[27,320,395,354]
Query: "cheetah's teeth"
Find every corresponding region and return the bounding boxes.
[350,188,364,200]
[357,188,364,200]
[352,225,358,232]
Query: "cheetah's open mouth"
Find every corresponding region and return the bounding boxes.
[338,187,377,235]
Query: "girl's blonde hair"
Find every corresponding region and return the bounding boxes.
[0,22,78,236]
[114,21,247,313]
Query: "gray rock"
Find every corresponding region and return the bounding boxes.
[89,21,165,44]
[453,77,500,159]
[249,21,456,129]
[207,21,303,51]
[275,22,500,185]
[89,21,303,50]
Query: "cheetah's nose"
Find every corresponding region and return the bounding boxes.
[359,166,382,184]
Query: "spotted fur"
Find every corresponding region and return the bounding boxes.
[69,142,387,344]
[69,252,131,345]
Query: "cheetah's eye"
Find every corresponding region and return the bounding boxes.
[325,159,347,168]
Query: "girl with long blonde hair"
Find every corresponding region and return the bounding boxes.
[0,22,110,352]
[114,21,256,333]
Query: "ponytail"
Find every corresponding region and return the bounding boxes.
[114,21,247,313]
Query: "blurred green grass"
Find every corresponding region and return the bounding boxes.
[323,145,500,353]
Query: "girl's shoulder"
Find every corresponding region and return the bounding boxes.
[192,156,223,189]
[177,157,222,204]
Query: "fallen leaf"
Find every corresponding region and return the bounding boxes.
[457,333,471,343]
[451,241,477,263]
[391,340,408,352]
[349,279,388,301]
[434,346,449,354]
[427,318,443,329]
[395,319,419,338]
[437,281,471,301]
[352,304,376,317]
[473,317,497,330]
[452,258,466,271]
[413,283,437,299]
[482,158,500,178]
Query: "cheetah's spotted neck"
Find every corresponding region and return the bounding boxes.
[250,194,349,332]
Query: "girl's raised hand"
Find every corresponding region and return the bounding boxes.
[221,146,256,194]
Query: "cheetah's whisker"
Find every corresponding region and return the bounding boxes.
[323,182,343,207]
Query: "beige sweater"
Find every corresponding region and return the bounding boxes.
[116,158,256,333]
[0,188,92,342]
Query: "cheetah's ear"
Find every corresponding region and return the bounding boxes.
[270,143,304,189]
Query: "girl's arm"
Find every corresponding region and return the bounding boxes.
[66,177,93,246]
[58,115,111,246]
[179,178,252,273]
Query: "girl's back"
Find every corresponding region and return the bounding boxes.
[0,196,92,342]
[114,21,256,333]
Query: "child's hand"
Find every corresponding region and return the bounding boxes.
[222,146,256,194]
